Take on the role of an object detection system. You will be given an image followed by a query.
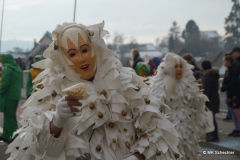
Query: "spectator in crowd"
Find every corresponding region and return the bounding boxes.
[222,53,233,121]
[183,53,201,80]
[221,54,240,137]
[16,57,25,70]
[26,55,44,98]
[153,57,161,67]
[147,59,155,76]
[152,57,161,74]
[28,56,34,69]
[228,47,240,136]
[231,47,240,62]
[131,49,143,72]
[201,60,220,142]
[0,54,23,144]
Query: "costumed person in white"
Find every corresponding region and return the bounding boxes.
[149,53,209,160]
[6,22,180,160]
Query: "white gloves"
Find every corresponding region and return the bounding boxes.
[53,96,75,128]
[123,155,139,160]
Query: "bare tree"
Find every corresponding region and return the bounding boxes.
[169,21,181,40]
[113,32,125,52]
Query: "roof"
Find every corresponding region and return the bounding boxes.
[7,52,28,59]
[200,31,219,40]
[212,52,225,67]
[194,57,203,62]
[120,50,163,59]
[140,51,163,61]
[172,48,188,57]
[196,52,225,70]
[138,43,157,51]
[26,31,52,60]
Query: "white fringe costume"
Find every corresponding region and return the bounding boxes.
[6,22,180,160]
[149,53,208,160]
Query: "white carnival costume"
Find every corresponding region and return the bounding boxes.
[149,53,208,160]
[6,22,180,160]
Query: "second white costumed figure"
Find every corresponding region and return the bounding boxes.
[6,22,181,160]
[149,53,209,160]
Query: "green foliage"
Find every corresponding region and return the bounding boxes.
[182,20,203,56]
[168,21,184,51]
[183,20,200,37]
[224,37,238,52]
[168,35,174,52]
[169,21,181,39]
[224,0,240,49]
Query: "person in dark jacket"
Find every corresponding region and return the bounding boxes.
[221,54,240,137]
[222,54,233,121]
[228,47,240,137]
[201,60,220,142]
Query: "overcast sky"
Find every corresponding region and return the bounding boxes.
[1,0,233,45]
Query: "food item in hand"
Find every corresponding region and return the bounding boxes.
[62,83,89,100]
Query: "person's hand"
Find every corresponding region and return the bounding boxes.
[52,96,81,128]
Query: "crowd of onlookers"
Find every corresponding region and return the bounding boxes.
[130,49,161,77]
[220,47,240,138]
[130,47,240,141]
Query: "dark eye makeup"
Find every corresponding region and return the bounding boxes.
[70,53,76,57]
[82,49,88,53]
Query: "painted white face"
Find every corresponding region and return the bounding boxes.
[61,33,97,80]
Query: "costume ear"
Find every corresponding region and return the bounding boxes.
[163,53,175,76]
[164,53,175,64]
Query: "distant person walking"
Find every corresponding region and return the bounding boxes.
[221,54,240,137]
[131,49,143,72]
[26,55,44,98]
[201,60,220,142]
[0,54,23,144]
